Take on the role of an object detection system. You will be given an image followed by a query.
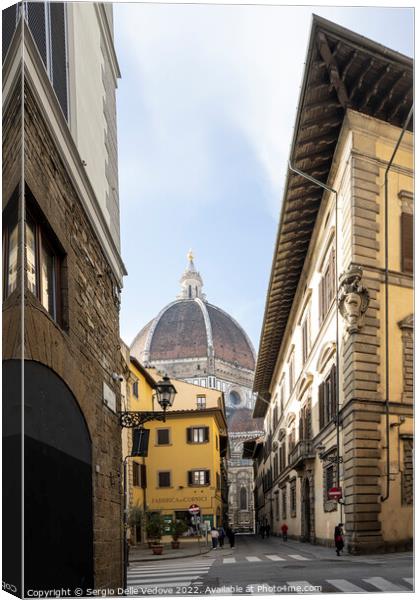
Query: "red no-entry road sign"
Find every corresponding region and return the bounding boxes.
[189,504,200,514]
[328,487,343,500]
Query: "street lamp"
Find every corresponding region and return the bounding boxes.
[119,375,177,428]
[119,374,177,591]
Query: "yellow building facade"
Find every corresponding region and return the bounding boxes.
[121,355,228,541]
[252,17,413,554]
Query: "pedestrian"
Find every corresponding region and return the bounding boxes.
[226,525,235,549]
[334,523,344,556]
[210,526,219,549]
[265,523,271,538]
[281,523,288,541]
[259,523,265,539]
[218,525,226,548]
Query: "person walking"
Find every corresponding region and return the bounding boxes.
[226,525,235,549]
[265,523,271,538]
[334,523,344,556]
[210,526,219,549]
[259,523,265,539]
[218,525,226,548]
[281,523,288,541]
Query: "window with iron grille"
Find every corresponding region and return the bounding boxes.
[3,3,68,119]
[186,427,209,444]
[188,470,210,486]
[156,429,170,445]
[158,471,171,488]
[319,248,336,323]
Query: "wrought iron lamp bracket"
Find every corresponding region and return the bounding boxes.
[119,411,167,428]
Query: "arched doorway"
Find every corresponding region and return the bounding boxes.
[4,360,94,593]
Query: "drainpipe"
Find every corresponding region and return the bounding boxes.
[288,162,341,490]
[380,105,413,502]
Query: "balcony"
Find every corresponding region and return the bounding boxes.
[289,440,315,470]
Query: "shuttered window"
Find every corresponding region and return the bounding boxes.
[133,462,146,488]
[318,364,337,431]
[156,429,170,445]
[319,249,336,324]
[188,470,210,486]
[401,212,413,273]
[158,471,171,488]
[186,427,209,444]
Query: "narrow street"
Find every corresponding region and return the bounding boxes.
[127,535,414,594]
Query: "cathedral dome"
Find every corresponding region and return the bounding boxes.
[131,252,255,372]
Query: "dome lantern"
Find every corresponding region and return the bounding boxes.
[177,249,206,301]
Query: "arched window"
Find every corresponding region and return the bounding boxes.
[240,487,247,510]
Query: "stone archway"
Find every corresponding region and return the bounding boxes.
[3,360,94,594]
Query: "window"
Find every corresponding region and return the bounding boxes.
[240,487,248,510]
[200,379,206,387]
[188,470,210,486]
[290,480,296,517]
[302,313,310,363]
[281,488,287,519]
[275,493,280,520]
[318,365,337,431]
[402,438,413,505]
[158,471,171,488]
[156,429,170,445]
[133,463,146,488]
[279,443,286,473]
[280,383,285,415]
[3,3,69,119]
[216,435,219,450]
[216,380,221,390]
[319,249,336,323]
[2,201,18,299]
[216,472,221,490]
[289,351,295,395]
[288,429,296,464]
[132,381,139,398]
[322,455,338,512]
[24,209,63,323]
[196,395,206,409]
[299,403,312,441]
[4,192,64,323]
[401,212,413,273]
[193,379,199,385]
[186,427,209,444]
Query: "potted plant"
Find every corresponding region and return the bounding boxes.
[169,519,188,549]
[145,513,165,554]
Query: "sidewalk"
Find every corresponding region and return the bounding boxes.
[129,538,212,562]
[250,535,413,563]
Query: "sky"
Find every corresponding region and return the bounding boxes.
[115,1,414,351]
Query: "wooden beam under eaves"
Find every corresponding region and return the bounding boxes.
[316,31,349,109]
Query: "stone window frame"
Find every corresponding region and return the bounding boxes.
[398,314,413,403]
[322,449,338,513]
[398,190,413,274]
[274,490,280,521]
[290,478,297,518]
[196,394,206,409]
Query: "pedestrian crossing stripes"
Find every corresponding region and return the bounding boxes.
[362,577,410,592]
[326,580,367,593]
[222,553,310,564]
[127,558,215,593]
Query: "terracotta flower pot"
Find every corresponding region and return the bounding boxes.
[151,544,163,555]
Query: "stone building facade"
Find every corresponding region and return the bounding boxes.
[252,17,413,554]
[3,3,126,593]
[131,253,263,531]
